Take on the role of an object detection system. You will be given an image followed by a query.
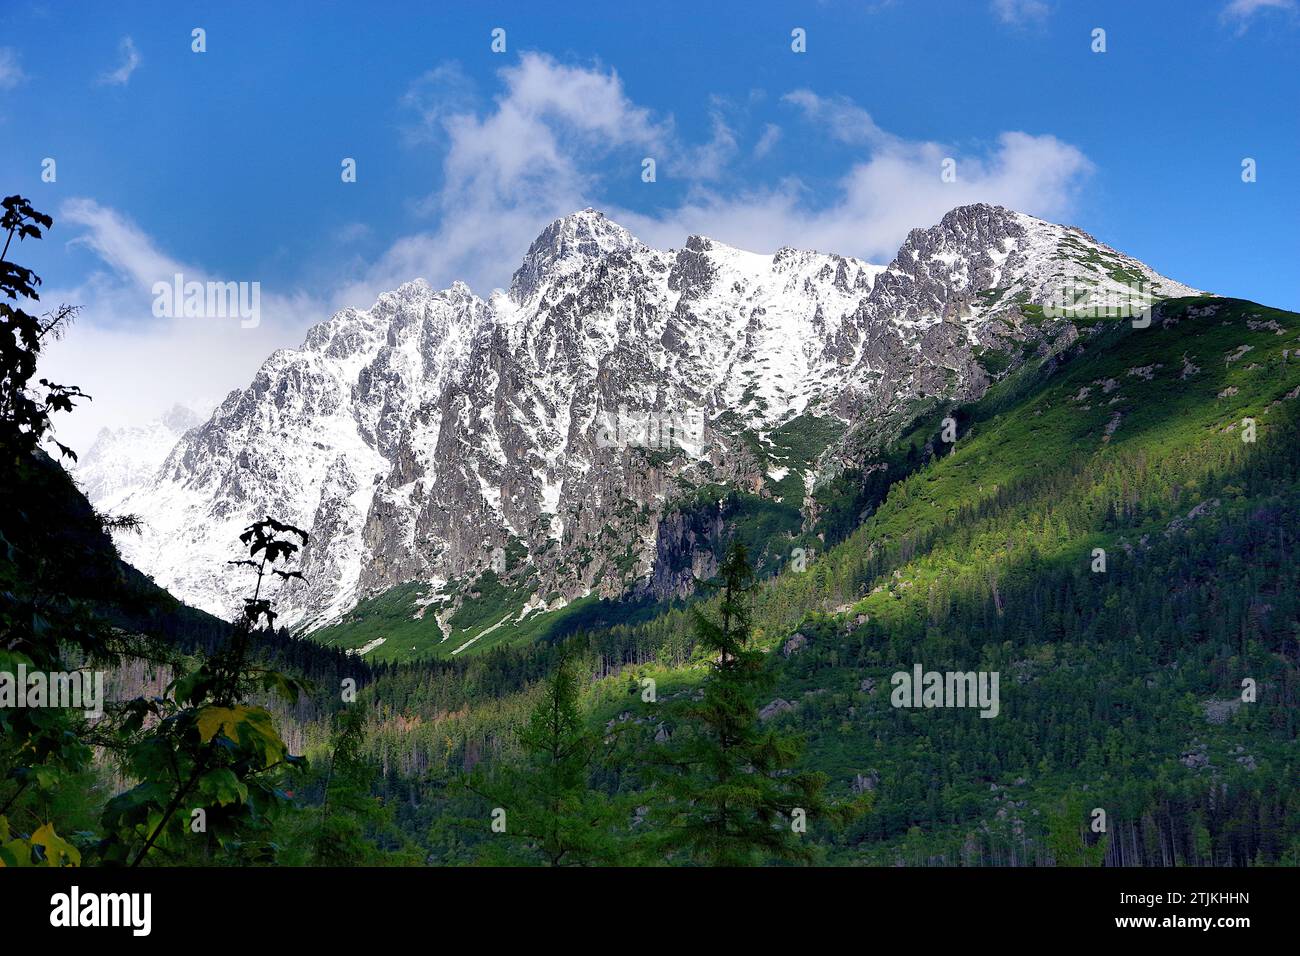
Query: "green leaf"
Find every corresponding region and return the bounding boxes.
[197,768,249,807]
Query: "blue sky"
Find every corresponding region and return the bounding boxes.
[1,0,1297,446]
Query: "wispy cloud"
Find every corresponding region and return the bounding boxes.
[684,100,740,182]
[399,62,478,144]
[1221,0,1297,33]
[991,0,1050,26]
[753,123,781,159]
[0,47,27,89]
[62,197,184,285]
[97,35,140,86]
[780,90,898,148]
[620,130,1092,268]
[339,52,671,302]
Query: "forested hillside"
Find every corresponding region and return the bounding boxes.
[295,295,1300,866]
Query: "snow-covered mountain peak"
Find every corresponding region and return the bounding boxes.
[75,403,208,506]
[510,207,647,302]
[871,203,1203,326]
[294,278,488,380]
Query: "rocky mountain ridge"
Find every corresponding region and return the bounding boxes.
[78,203,1201,642]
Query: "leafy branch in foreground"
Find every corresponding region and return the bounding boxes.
[0,196,104,867]
[0,194,85,465]
[99,518,311,866]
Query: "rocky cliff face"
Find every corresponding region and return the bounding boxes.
[79,204,1200,632]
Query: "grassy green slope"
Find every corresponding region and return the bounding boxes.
[311,574,670,664]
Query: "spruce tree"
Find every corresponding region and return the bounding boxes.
[651,542,828,866]
[466,647,624,865]
[308,705,400,865]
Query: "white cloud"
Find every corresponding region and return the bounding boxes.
[61,198,184,287]
[40,200,325,452]
[682,102,739,181]
[1223,0,1294,13]
[780,90,897,148]
[399,62,478,144]
[332,222,372,243]
[335,52,671,302]
[618,92,1092,265]
[616,134,1090,265]
[0,47,26,89]
[98,36,140,86]
[367,56,1089,296]
[753,123,781,159]
[1221,0,1296,32]
[991,0,1050,26]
